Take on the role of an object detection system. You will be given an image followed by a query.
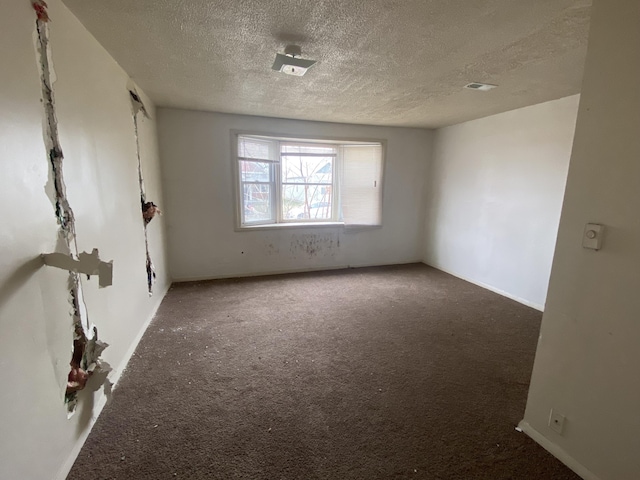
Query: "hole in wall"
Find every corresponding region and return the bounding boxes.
[130,89,161,295]
[33,1,111,415]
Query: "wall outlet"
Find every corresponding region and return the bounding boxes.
[548,409,565,434]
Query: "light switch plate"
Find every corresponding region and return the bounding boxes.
[583,223,604,250]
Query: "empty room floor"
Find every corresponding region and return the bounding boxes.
[68,264,579,479]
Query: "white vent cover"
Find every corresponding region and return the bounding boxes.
[464,82,498,91]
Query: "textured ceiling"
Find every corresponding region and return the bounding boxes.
[63,0,591,128]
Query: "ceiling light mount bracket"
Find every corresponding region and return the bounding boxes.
[464,82,498,91]
[284,45,302,58]
[272,45,316,77]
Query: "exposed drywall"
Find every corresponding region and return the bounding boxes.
[521,0,640,479]
[157,109,431,281]
[33,1,112,413]
[130,89,162,294]
[423,95,579,309]
[0,1,169,479]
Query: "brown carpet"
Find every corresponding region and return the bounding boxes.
[68,264,579,479]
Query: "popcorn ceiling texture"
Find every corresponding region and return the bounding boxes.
[64,0,590,128]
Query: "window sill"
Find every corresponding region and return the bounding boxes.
[236,222,382,232]
[237,222,345,232]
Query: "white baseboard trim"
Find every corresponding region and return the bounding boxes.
[172,260,423,283]
[423,262,545,311]
[517,421,602,480]
[55,282,171,480]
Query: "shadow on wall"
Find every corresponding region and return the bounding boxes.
[74,368,111,436]
[0,256,44,311]
[422,140,444,258]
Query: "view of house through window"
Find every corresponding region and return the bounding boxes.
[236,134,383,228]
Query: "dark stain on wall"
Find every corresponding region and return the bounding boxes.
[289,233,340,258]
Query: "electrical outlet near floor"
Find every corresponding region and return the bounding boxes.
[548,409,566,434]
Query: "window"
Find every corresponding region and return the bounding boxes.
[235,134,384,228]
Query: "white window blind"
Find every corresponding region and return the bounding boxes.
[238,136,278,162]
[340,144,383,226]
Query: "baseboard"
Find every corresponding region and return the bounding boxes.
[517,421,601,480]
[55,281,171,480]
[172,260,423,283]
[423,262,545,311]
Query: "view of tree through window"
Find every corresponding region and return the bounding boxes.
[281,144,335,220]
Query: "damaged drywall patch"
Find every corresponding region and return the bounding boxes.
[33,1,111,415]
[42,249,113,288]
[130,88,160,295]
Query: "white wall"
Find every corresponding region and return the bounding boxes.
[520,0,640,479]
[158,109,432,281]
[0,1,169,479]
[423,96,580,309]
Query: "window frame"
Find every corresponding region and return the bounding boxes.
[231,130,386,231]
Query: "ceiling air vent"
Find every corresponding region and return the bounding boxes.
[464,82,497,91]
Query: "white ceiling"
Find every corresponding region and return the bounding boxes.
[64,0,591,128]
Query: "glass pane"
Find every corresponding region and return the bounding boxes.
[282,156,333,184]
[242,184,272,223]
[282,184,333,220]
[238,137,276,160]
[240,160,271,182]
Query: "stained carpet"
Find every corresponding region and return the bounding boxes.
[68,264,579,479]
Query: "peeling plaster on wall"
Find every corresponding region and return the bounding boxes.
[289,233,340,258]
[130,89,158,295]
[33,4,111,414]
